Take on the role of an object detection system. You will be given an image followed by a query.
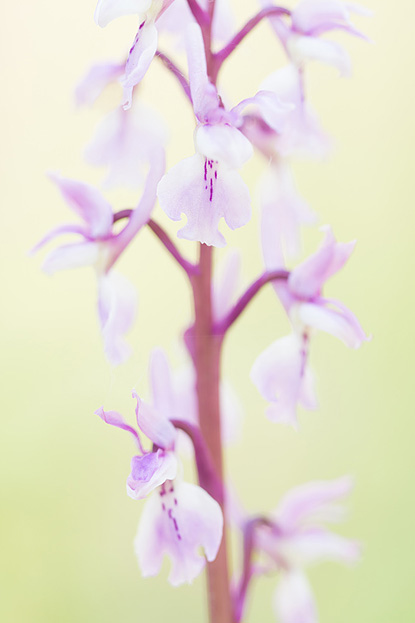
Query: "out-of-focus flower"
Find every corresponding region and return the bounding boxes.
[85,105,168,189]
[250,333,317,428]
[94,0,175,109]
[260,159,316,262]
[75,61,124,108]
[263,0,370,76]
[32,157,164,364]
[251,226,369,426]
[256,476,360,623]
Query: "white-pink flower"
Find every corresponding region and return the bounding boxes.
[96,368,223,585]
[32,159,164,364]
[256,476,360,623]
[94,0,175,109]
[85,104,167,190]
[264,0,370,76]
[252,226,369,426]
[157,24,254,246]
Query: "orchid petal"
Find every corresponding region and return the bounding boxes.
[95,405,141,444]
[133,394,177,450]
[276,476,354,529]
[279,530,360,567]
[260,160,316,263]
[220,381,244,445]
[292,0,370,38]
[30,224,90,256]
[292,0,352,34]
[49,173,113,238]
[195,124,253,169]
[273,570,317,623]
[121,22,158,110]
[289,227,356,298]
[127,450,178,499]
[157,154,251,247]
[250,334,316,429]
[85,106,167,190]
[209,0,234,42]
[233,90,294,134]
[212,249,242,321]
[75,62,124,107]
[97,271,137,365]
[135,481,223,585]
[260,65,330,158]
[94,0,151,27]
[42,241,100,274]
[289,35,351,76]
[186,23,221,122]
[299,301,367,348]
[149,347,175,419]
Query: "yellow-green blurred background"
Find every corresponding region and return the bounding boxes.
[1,1,414,621]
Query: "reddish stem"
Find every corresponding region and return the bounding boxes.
[186,0,209,26]
[147,219,197,276]
[155,51,192,101]
[171,419,223,503]
[212,6,291,80]
[191,243,233,623]
[112,211,196,276]
[216,270,289,335]
[234,517,275,622]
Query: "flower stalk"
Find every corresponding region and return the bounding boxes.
[191,243,233,623]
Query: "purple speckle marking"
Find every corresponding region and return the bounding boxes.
[158,482,182,541]
[203,158,219,203]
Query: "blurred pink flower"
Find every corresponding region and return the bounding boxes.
[252,226,369,426]
[256,476,360,623]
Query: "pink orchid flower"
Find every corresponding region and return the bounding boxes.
[259,159,316,262]
[33,158,164,364]
[264,0,371,76]
[158,23,290,246]
[251,226,369,427]
[256,476,360,623]
[94,0,175,109]
[85,104,167,190]
[96,386,223,585]
[75,61,124,108]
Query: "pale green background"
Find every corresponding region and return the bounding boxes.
[1,1,414,621]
